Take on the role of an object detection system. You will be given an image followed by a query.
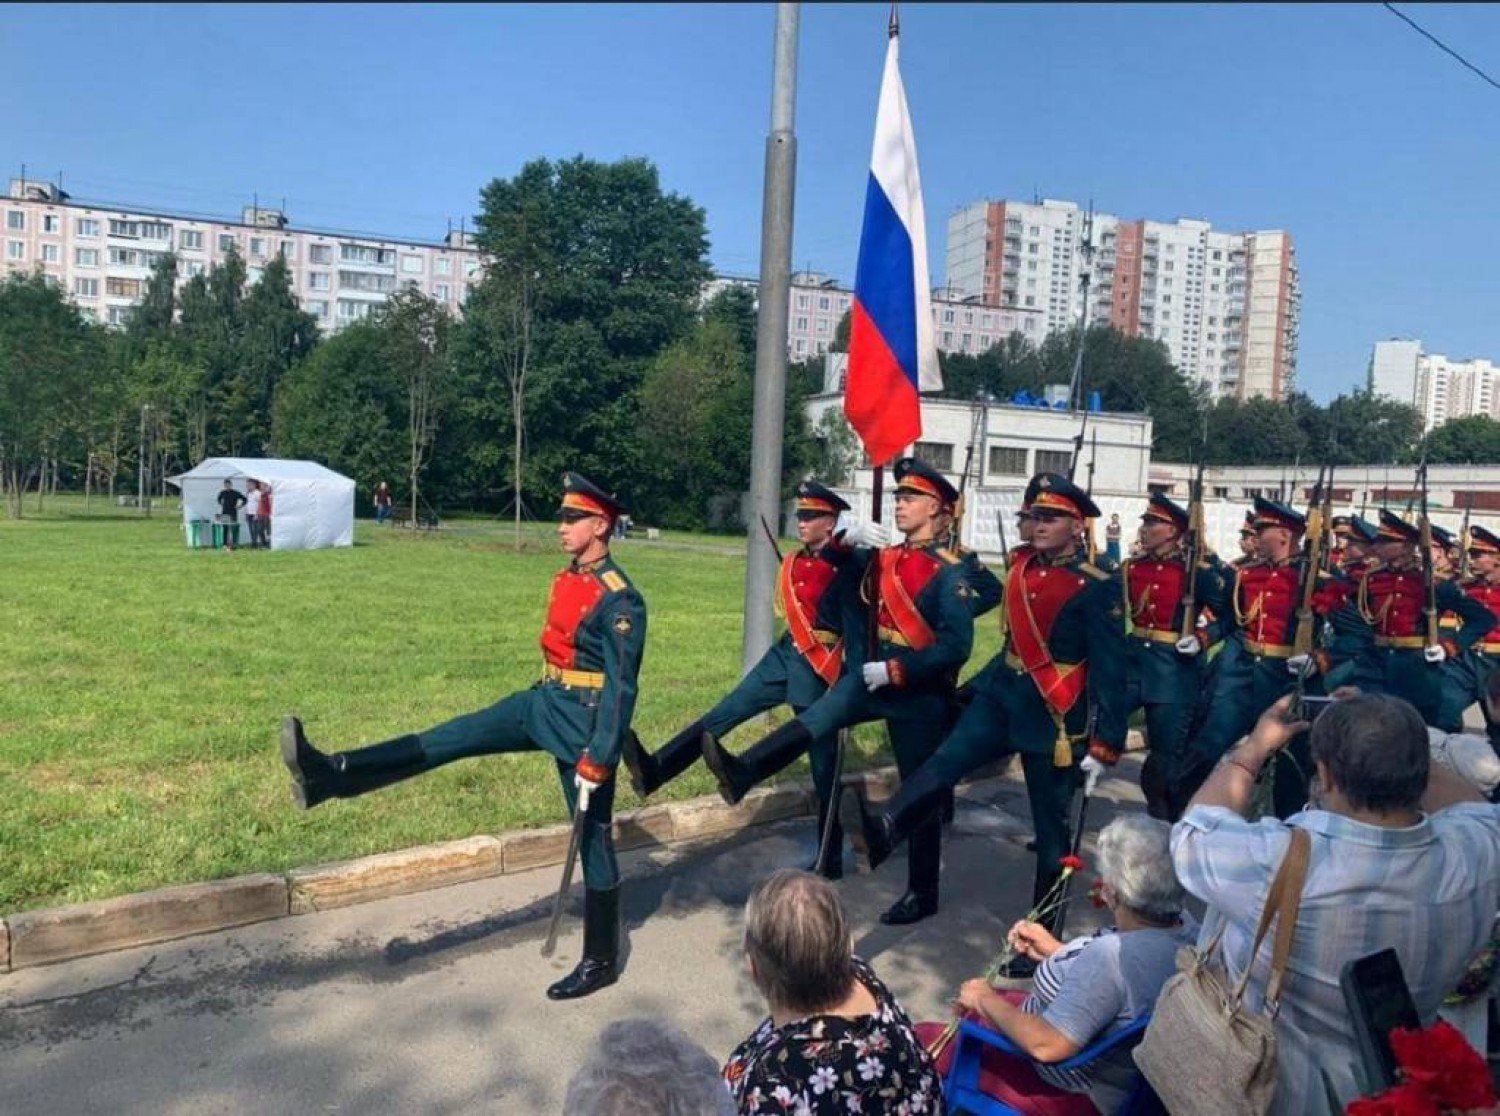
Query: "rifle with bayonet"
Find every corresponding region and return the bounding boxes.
[1291,464,1330,660]
[1417,445,1440,650]
[1458,493,1473,580]
[950,393,988,552]
[1177,455,1208,644]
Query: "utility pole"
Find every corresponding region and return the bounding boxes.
[742,2,800,673]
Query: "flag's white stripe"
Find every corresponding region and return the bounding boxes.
[868,37,941,392]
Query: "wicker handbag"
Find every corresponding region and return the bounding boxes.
[1134,827,1311,1116]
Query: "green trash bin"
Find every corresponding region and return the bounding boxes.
[189,520,210,549]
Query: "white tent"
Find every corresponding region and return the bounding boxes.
[167,457,356,551]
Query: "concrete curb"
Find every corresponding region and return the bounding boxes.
[0,731,1142,975]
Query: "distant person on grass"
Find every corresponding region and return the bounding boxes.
[215,479,246,551]
[280,472,646,1002]
[374,480,393,525]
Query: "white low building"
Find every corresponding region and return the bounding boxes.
[805,355,1154,558]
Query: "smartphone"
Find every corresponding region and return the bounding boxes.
[1298,695,1337,722]
[1340,949,1420,1094]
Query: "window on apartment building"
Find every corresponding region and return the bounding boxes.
[816,341,829,355]
[247,267,263,284]
[43,214,60,233]
[179,229,204,250]
[434,257,451,276]
[309,244,332,264]
[1028,243,1039,255]
[795,339,807,354]
[41,244,60,264]
[337,299,370,321]
[6,241,24,261]
[401,255,422,274]
[1165,261,1174,271]
[982,314,993,328]
[818,296,830,310]
[76,218,99,237]
[339,270,396,293]
[183,261,205,277]
[106,277,144,298]
[219,234,236,252]
[942,309,954,323]
[912,441,954,472]
[817,319,829,334]
[960,333,973,350]
[1212,250,1222,260]
[1035,450,1072,475]
[1162,295,1172,304]
[108,306,132,326]
[307,300,328,318]
[74,247,98,266]
[249,237,266,257]
[7,211,24,231]
[796,294,808,309]
[73,277,99,298]
[978,333,992,348]
[435,283,450,301]
[340,244,396,266]
[280,241,295,260]
[795,316,808,330]
[1024,296,1036,307]
[1029,225,1039,235]
[988,446,1027,475]
[942,330,953,345]
[308,272,330,291]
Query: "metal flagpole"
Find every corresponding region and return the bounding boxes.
[742,2,801,674]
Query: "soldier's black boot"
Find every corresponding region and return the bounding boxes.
[881,816,941,925]
[839,765,950,874]
[282,716,426,810]
[546,887,619,1001]
[623,721,704,798]
[701,720,813,806]
[805,793,844,880]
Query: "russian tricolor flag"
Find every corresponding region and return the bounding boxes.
[843,29,941,468]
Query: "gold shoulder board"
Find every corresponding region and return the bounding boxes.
[936,548,961,565]
[600,570,627,592]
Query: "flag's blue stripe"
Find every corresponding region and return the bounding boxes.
[852,172,919,391]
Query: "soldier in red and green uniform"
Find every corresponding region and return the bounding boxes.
[1121,494,1231,821]
[1438,525,1500,732]
[1363,510,1494,726]
[698,457,978,926]
[1178,498,1321,817]
[840,472,1127,967]
[279,473,646,1002]
[621,481,858,878]
[1311,515,1382,694]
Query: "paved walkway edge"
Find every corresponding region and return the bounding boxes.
[0,731,1144,974]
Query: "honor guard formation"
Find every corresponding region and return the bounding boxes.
[280,464,1500,1002]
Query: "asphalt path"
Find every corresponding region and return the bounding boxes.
[0,759,1145,1115]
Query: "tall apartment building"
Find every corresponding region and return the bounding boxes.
[1368,338,1498,431]
[3,178,480,330]
[945,199,1300,400]
[705,271,1044,362]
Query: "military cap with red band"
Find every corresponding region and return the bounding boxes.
[558,472,625,522]
[892,456,960,510]
[1252,496,1306,534]
[794,479,850,520]
[1140,493,1190,530]
[1469,525,1500,554]
[1376,508,1420,543]
[1027,472,1101,520]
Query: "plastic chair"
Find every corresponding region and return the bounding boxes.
[943,1013,1164,1116]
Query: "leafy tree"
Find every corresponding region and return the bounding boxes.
[1425,414,1500,465]
[273,321,403,491]
[807,408,860,487]
[0,273,101,516]
[1203,395,1308,465]
[376,289,453,526]
[468,155,712,515]
[231,255,317,455]
[831,307,852,353]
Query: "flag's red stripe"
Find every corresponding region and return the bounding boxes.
[845,300,921,468]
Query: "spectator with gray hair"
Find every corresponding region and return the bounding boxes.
[722,869,943,1114]
[1174,691,1500,1115]
[917,815,1197,1115]
[565,1017,734,1116]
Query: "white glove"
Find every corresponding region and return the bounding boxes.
[862,661,891,692]
[1080,754,1105,796]
[574,772,601,812]
[1424,644,1447,664]
[1175,635,1202,656]
[836,512,892,549]
[1286,654,1314,678]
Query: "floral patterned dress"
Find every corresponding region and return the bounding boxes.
[722,956,945,1114]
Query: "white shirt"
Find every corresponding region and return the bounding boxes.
[245,489,263,517]
[1172,803,1500,1115]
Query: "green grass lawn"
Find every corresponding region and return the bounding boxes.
[1,497,1002,913]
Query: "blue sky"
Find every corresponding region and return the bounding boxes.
[6,3,1498,401]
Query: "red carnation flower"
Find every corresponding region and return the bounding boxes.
[1345,1081,1440,1116]
[1389,1021,1497,1112]
[1059,855,1085,873]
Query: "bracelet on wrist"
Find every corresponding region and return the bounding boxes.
[1222,754,1262,780]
